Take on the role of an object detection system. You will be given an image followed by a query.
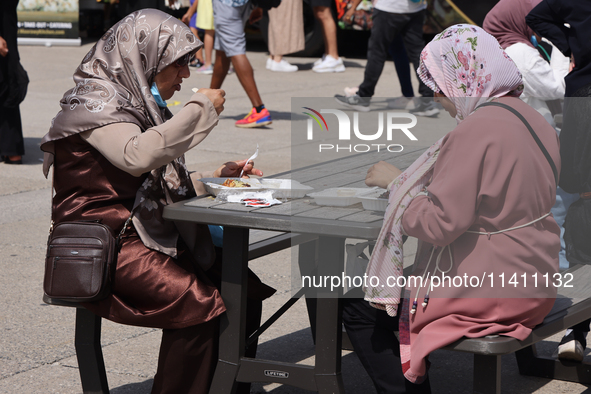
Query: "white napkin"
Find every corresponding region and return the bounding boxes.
[218,190,282,207]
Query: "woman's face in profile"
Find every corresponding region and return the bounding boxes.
[434,92,457,118]
[153,54,192,100]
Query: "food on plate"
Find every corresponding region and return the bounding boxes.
[222,179,251,188]
[378,190,390,199]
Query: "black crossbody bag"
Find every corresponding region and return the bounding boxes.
[43,174,135,302]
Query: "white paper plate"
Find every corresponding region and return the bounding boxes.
[358,188,389,211]
[199,178,313,198]
[259,178,314,199]
[307,188,375,207]
[199,178,263,196]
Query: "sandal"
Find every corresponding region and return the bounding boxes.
[2,155,23,164]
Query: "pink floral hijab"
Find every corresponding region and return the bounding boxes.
[41,9,203,257]
[417,24,524,123]
[364,24,524,316]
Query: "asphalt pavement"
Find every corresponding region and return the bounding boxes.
[0,37,589,394]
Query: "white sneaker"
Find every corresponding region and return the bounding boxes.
[314,54,326,67]
[313,55,345,73]
[387,96,418,110]
[558,339,585,362]
[557,329,587,362]
[344,86,359,97]
[270,59,298,72]
[266,58,272,70]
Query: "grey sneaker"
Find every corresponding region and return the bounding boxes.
[344,86,359,97]
[409,99,440,117]
[335,94,370,112]
[387,96,417,110]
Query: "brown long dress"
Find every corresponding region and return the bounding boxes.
[52,133,228,393]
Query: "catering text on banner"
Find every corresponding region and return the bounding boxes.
[17,0,79,40]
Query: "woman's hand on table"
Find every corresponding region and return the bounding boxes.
[365,161,402,189]
[213,159,263,178]
[197,88,226,115]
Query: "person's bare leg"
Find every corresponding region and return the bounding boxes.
[210,50,231,89]
[313,6,339,59]
[230,54,263,108]
[203,30,215,67]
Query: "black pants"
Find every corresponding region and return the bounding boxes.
[342,298,431,394]
[358,9,431,99]
[389,36,414,98]
[0,103,24,157]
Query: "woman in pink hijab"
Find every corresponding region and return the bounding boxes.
[483,0,568,127]
[350,24,560,388]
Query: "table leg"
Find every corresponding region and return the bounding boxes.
[209,227,249,394]
[473,354,501,394]
[298,239,318,343]
[314,236,346,394]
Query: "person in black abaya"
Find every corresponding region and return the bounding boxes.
[0,0,25,164]
[527,0,591,362]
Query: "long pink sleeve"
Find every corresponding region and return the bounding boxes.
[401,129,482,247]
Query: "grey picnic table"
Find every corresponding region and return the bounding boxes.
[163,146,591,394]
[162,147,424,394]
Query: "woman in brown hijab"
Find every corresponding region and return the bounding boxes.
[40,9,271,393]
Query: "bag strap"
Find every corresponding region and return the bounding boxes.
[477,101,558,185]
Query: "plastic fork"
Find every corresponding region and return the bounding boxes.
[240,144,259,178]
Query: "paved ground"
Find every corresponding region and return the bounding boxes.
[0,36,590,394]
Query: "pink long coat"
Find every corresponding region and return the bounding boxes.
[401,97,561,380]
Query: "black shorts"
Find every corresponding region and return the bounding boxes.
[310,0,333,8]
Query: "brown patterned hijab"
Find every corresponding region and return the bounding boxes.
[41,9,204,257]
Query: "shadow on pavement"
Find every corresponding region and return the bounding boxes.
[111,379,154,393]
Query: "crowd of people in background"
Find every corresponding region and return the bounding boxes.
[87,0,440,130]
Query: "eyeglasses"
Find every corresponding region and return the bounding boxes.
[175,53,191,67]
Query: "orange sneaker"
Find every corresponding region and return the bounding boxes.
[235,107,272,128]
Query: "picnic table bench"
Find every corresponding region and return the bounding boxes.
[442,263,591,394]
